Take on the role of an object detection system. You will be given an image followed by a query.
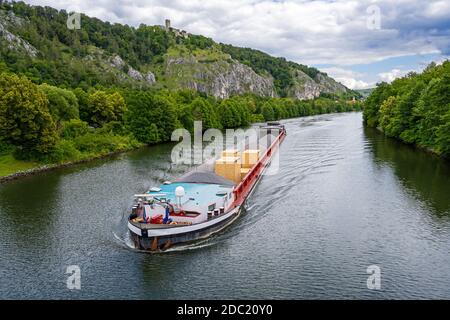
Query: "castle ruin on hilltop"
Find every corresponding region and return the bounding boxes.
[164,19,189,39]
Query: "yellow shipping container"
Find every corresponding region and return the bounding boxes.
[221,149,239,158]
[242,149,260,168]
[215,157,241,183]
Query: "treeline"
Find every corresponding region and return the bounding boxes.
[363,61,450,156]
[0,70,362,166]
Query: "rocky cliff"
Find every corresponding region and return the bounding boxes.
[288,70,349,100]
[162,48,276,99]
[0,10,37,57]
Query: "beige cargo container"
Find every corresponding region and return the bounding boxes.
[215,157,241,183]
[242,149,260,169]
[221,149,239,158]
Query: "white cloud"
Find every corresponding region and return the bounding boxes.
[338,78,372,90]
[321,67,373,89]
[378,69,407,83]
[424,0,450,19]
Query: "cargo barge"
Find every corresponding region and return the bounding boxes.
[127,122,286,251]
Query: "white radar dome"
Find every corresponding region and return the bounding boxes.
[175,186,185,198]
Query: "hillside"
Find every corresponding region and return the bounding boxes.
[0,1,355,99]
[355,88,374,99]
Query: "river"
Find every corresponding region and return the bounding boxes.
[1,112,449,299]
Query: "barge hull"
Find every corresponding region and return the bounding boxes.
[130,206,241,250]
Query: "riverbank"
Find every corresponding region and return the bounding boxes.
[374,126,445,159]
[0,154,40,178]
[0,144,142,183]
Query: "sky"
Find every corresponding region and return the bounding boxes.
[22,0,450,89]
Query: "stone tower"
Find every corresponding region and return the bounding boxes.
[165,19,171,30]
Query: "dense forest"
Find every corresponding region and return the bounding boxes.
[363,61,450,157]
[0,1,362,177]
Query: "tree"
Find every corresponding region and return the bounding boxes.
[272,100,288,119]
[0,61,9,73]
[415,73,450,148]
[217,100,241,128]
[178,105,195,132]
[261,101,275,121]
[125,92,155,143]
[0,73,58,158]
[73,88,90,122]
[435,109,450,156]
[227,97,251,126]
[61,119,90,139]
[39,84,79,126]
[172,89,199,105]
[88,90,126,127]
[189,97,221,130]
[379,96,400,137]
[363,82,393,127]
[150,92,179,141]
[125,91,177,144]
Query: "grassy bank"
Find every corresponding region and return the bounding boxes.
[0,142,141,181]
[0,127,142,180]
[0,154,40,178]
